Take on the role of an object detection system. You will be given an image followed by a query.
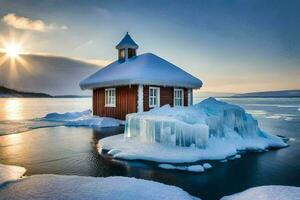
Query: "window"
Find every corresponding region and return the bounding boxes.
[149,87,160,108]
[118,49,125,60]
[105,88,116,107]
[174,88,184,106]
[128,48,136,58]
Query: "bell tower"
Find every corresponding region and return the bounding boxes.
[116,32,139,62]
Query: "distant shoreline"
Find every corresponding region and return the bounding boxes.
[0,96,91,98]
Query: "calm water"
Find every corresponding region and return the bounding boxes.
[0,97,300,200]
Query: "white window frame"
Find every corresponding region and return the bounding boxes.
[173,88,184,106]
[149,87,160,108]
[105,88,116,107]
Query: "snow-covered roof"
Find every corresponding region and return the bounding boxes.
[80,53,203,90]
[115,33,139,49]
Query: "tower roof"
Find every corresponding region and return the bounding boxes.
[116,32,139,49]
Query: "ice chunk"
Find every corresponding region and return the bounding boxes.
[124,97,287,150]
[42,110,92,121]
[125,114,208,148]
[99,134,237,163]
[220,185,300,200]
[0,164,26,185]
[0,174,198,200]
[158,164,204,172]
[203,163,212,169]
[99,98,287,164]
[40,110,122,128]
[65,117,121,128]
[187,165,205,172]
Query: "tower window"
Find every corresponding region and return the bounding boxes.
[118,49,125,60]
[128,48,136,59]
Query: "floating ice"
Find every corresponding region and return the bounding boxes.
[100,98,287,164]
[220,185,300,200]
[42,110,92,121]
[125,112,208,148]
[158,164,205,172]
[203,163,212,169]
[124,97,287,149]
[40,110,123,128]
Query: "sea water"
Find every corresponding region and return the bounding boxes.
[0,97,299,199]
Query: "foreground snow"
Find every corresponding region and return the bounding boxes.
[0,164,26,185]
[221,185,300,200]
[1,164,299,200]
[99,98,287,164]
[0,174,198,200]
[40,110,123,128]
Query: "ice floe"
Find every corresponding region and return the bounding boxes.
[41,110,123,128]
[99,98,287,164]
[158,164,205,172]
[203,163,212,169]
[220,185,300,200]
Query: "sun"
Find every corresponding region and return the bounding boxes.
[5,42,21,58]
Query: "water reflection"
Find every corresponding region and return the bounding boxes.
[0,98,91,121]
[4,99,22,120]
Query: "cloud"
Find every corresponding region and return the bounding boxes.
[2,13,68,32]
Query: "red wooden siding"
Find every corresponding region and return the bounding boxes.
[143,86,188,111]
[93,86,137,120]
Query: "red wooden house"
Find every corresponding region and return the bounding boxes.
[80,33,202,120]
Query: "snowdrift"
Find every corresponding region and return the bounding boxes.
[0,174,197,200]
[41,110,123,128]
[221,185,300,200]
[99,98,287,164]
[0,164,26,185]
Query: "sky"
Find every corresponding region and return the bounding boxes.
[0,0,299,93]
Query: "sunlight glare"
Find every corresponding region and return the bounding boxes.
[5,99,22,120]
[5,42,21,58]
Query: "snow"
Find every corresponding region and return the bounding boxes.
[220,185,300,200]
[80,53,202,90]
[0,174,198,200]
[40,110,123,128]
[0,164,26,185]
[99,98,287,164]
[158,164,205,172]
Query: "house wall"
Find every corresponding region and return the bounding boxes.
[143,86,188,111]
[93,86,137,120]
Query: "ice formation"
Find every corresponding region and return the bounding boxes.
[99,98,287,164]
[124,97,287,149]
[40,110,123,128]
[203,163,212,169]
[158,164,205,172]
[220,185,300,200]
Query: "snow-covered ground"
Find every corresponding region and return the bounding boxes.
[221,185,300,200]
[0,163,198,200]
[40,109,123,128]
[99,98,287,164]
[1,164,299,200]
[0,164,26,185]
